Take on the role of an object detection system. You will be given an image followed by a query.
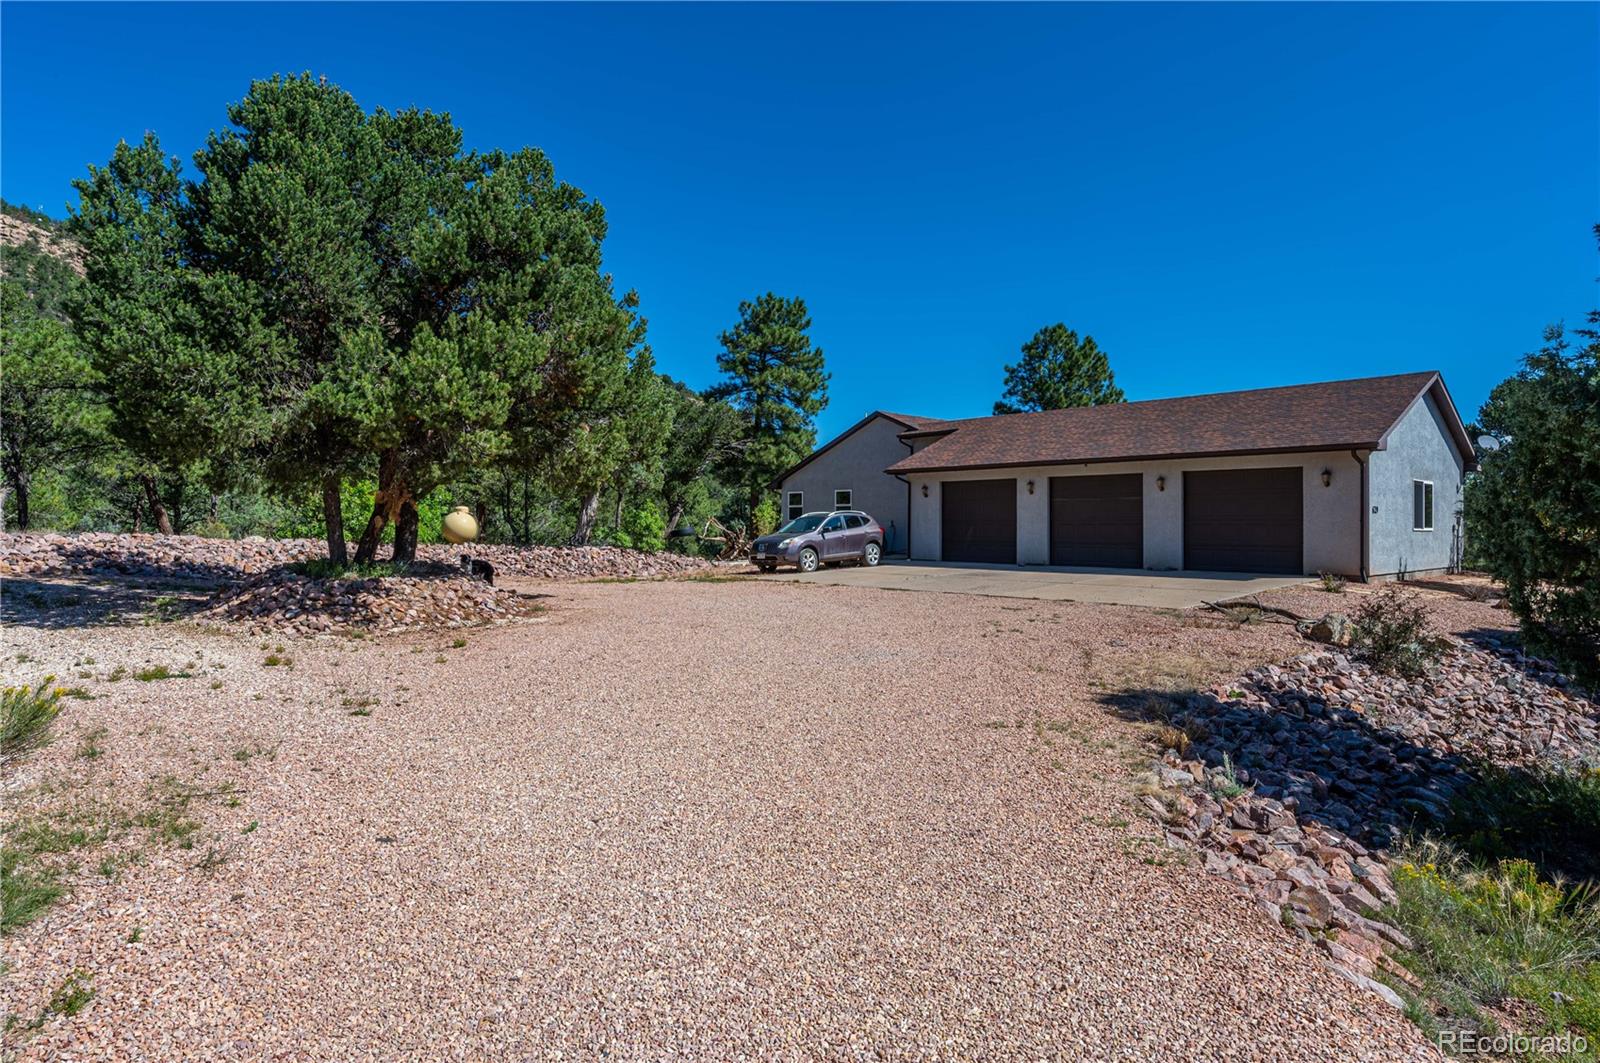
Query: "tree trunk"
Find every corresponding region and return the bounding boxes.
[321,474,348,566]
[571,490,600,545]
[132,493,144,533]
[474,501,489,541]
[2,465,29,531]
[392,499,420,563]
[353,451,407,565]
[613,489,625,535]
[140,474,174,535]
[667,503,685,536]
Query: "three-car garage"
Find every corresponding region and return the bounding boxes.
[924,464,1318,574]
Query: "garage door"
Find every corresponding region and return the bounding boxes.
[1184,467,1303,574]
[1050,474,1143,567]
[941,479,1016,563]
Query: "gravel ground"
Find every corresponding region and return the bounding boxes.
[2,572,1452,1060]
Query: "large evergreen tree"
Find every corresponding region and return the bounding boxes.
[186,75,442,563]
[1466,307,1600,686]
[708,293,829,514]
[70,134,254,535]
[993,323,1124,415]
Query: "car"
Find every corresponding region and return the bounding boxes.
[750,510,885,573]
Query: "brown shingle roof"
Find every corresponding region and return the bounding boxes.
[886,372,1467,474]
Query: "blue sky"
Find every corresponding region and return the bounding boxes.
[3,2,1595,440]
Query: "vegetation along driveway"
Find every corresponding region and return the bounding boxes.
[1,573,1439,1059]
[771,560,1310,607]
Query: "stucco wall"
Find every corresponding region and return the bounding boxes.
[907,450,1364,575]
[1367,391,1466,577]
[778,415,913,554]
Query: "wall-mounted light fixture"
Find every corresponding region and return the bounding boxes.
[1156,475,1166,492]
[1321,468,1332,488]
[1026,479,1035,495]
[921,483,929,498]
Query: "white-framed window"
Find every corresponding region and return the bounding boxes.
[834,489,852,510]
[1412,480,1434,531]
[786,491,803,521]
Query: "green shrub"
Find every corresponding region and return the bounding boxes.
[1352,587,1449,677]
[1444,764,1600,885]
[2,682,62,760]
[1387,839,1600,1049]
[189,518,230,539]
[616,502,666,553]
[752,496,779,537]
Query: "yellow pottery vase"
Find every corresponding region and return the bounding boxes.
[441,505,480,544]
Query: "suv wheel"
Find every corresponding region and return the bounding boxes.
[863,542,881,567]
[797,547,819,573]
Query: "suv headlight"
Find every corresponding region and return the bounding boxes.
[778,537,795,548]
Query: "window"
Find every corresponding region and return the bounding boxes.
[834,489,852,510]
[1412,480,1434,531]
[821,515,845,532]
[787,492,803,521]
[843,514,865,529]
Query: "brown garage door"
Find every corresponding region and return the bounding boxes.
[1050,474,1143,567]
[1184,467,1303,574]
[941,479,1016,563]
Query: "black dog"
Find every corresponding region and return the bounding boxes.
[459,555,495,586]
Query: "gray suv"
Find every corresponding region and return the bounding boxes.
[751,511,885,573]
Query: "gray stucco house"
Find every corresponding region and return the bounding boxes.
[772,371,1474,579]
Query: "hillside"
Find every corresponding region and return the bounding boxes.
[0,199,84,317]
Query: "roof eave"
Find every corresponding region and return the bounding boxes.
[885,441,1387,476]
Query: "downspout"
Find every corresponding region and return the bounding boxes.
[1351,448,1369,582]
[892,435,915,558]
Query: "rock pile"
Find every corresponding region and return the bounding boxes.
[201,565,546,636]
[1133,637,1598,1006]
[1,531,319,581]
[0,532,719,582]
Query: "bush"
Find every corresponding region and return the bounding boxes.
[752,496,779,537]
[611,502,666,552]
[2,681,62,761]
[1387,839,1600,1050]
[189,518,230,539]
[1352,587,1449,677]
[1444,764,1600,885]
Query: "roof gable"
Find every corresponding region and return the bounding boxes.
[769,411,938,488]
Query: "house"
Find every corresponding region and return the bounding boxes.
[772,371,1474,579]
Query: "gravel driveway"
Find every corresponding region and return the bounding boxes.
[3,576,1438,1060]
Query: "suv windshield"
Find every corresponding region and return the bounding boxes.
[777,514,827,534]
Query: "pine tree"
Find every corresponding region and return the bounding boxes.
[993,323,1124,415]
[708,293,829,515]
[71,134,253,535]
